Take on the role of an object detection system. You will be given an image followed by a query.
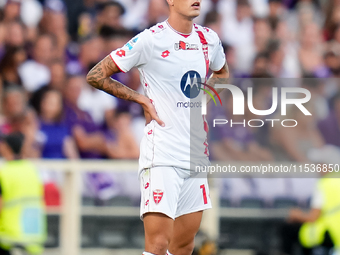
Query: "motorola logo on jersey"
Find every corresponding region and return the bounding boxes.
[180,71,202,99]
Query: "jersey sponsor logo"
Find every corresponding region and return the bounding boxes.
[180,70,202,99]
[145,199,149,206]
[116,50,126,57]
[174,41,199,51]
[144,182,149,189]
[153,189,163,204]
[179,71,223,107]
[148,130,153,135]
[161,50,170,58]
[125,37,139,50]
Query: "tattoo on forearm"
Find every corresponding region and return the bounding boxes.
[87,56,141,102]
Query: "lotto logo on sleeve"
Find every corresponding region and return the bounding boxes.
[116,50,125,57]
[153,189,163,204]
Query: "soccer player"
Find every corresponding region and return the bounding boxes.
[86,1,229,255]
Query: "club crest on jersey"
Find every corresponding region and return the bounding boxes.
[180,70,202,99]
[174,41,199,51]
[153,189,163,204]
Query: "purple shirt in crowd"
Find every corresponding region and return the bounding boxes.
[318,112,340,147]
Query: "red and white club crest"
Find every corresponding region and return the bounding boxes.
[153,189,163,204]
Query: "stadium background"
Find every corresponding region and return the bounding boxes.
[0,0,340,254]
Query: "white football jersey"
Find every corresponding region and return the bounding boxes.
[110,20,226,171]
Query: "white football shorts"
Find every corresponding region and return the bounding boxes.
[139,166,212,220]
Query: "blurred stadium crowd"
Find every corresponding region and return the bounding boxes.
[0,0,340,204]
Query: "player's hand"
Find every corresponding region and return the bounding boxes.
[139,95,165,127]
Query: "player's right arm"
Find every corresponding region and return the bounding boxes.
[86,56,164,126]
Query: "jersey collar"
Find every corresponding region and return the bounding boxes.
[165,20,192,38]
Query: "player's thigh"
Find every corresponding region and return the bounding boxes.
[175,173,211,218]
[143,212,174,254]
[140,167,184,220]
[168,211,203,254]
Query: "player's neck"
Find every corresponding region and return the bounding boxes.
[167,14,194,34]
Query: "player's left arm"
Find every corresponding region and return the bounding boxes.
[206,61,229,103]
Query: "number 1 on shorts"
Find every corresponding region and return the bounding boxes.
[200,184,208,204]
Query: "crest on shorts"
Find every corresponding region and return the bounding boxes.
[153,189,163,205]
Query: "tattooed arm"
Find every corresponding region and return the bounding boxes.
[206,62,230,104]
[86,55,164,126]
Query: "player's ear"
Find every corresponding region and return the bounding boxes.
[166,0,174,6]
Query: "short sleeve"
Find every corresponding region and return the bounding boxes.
[210,35,226,72]
[110,29,153,73]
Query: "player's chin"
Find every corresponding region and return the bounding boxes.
[188,10,200,18]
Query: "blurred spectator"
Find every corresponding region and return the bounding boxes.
[18,34,54,92]
[251,52,270,77]
[37,88,78,159]
[48,59,66,91]
[209,90,273,161]
[100,27,132,56]
[268,0,285,20]
[39,0,69,60]
[116,0,150,30]
[203,10,223,37]
[114,68,144,143]
[281,146,340,255]
[95,1,125,31]
[253,18,272,53]
[1,86,39,158]
[323,0,340,40]
[66,35,103,75]
[222,0,255,73]
[298,23,327,77]
[78,79,117,128]
[77,12,94,39]
[324,50,340,76]
[0,46,27,87]
[63,75,108,159]
[4,21,25,47]
[2,0,21,22]
[318,91,340,147]
[147,0,169,27]
[0,131,46,255]
[269,103,325,162]
[106,111,140,159]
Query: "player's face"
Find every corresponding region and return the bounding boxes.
[170,0,201,19]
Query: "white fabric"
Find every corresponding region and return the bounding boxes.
[143,252,156,255]
[78,87,117,125]
[139,167,212,220]
[117,0,150,30]
[19,60,51,92]
[254,178,287,203]
[110,21,226,171]
[20,0,43,27]
[290,178,318,204]
[310,186,324,209]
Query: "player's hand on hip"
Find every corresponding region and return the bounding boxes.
[139,95,165,127]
